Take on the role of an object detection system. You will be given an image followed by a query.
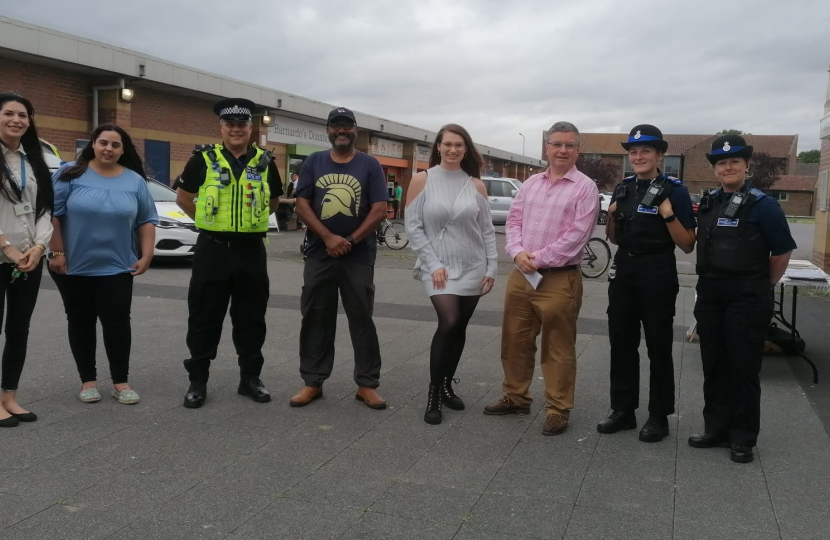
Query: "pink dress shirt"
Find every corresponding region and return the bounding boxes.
[505,166,600,268]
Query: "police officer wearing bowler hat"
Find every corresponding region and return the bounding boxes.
[174,98,282,408]
[597,125,696,442]
[689,135,795,464]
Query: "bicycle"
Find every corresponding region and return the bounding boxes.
[376,219,408,250]
[581,237,612,278]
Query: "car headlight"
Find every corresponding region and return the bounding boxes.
[157,219,186,229]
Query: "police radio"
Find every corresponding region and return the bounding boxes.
[640,181,665,207]
[219,167,231,186]
[723,192,745,218]
[255,150,273,173]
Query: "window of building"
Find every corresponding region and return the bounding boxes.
[663,156,681,177]
[623,156,634,177]
[820,171,829,212]
[767,191,790,202]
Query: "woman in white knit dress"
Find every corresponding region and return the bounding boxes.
[405,124,497,425]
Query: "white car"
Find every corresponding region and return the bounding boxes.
[481,176,523,225]
[598,192,611,225]
[146,180,199,257]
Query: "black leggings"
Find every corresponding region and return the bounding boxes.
[50,271,134,384]
[428,294,480,384]
[0,261,44,390]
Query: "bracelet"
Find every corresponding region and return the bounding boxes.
[34,244,46,252]
[663,214,677,223]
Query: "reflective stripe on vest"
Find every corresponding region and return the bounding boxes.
[194,144,271,233]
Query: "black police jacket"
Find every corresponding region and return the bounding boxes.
[696,188,769,277]
[612,174,677,254]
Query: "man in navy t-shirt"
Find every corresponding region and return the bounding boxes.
[290,107,389,409]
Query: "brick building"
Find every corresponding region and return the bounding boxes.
[568,131,810,214]
[813,66,830,270]
[0,15,545,209]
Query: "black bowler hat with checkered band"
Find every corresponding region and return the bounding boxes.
[213,98,255,121]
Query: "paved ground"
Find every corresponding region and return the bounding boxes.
[0,229,828,539]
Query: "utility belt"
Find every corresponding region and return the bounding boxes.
[617,247,675,258]
[200,232,263,250]
[537,265,578,274]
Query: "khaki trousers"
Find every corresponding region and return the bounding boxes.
[500,268,583,418]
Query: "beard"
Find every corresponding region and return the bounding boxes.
[329,132,356,151]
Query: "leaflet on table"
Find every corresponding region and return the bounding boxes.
[517,266,543,289]
[784,268,830,282]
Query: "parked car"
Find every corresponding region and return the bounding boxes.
[147,180,199,258]
[690,194,701,216]
[598,192,611,224]
[482,176,523,225]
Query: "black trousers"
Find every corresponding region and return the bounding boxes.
[299,256,381,388]
[184,234,269,384]
[694,276,772,447]
[0,261,43,390]
[607,251,678,417]
[50,270,134,384]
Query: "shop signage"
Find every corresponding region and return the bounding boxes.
[821,112,830,140]
[416,145,431,162]
[267,116,329,147]
[370,136,404,158]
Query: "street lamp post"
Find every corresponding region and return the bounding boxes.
[519,133,525,156]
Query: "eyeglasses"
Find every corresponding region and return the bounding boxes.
[328,122,356,130]
[546,142,578,150]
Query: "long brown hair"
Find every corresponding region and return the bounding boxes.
[429,124,483,179]
[57,123,147,182]
[0,92,54,220]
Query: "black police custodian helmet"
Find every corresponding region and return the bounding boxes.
[706,135,754,164]
[213,98,255,121]
[620,124,669,153]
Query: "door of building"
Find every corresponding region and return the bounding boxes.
[145,139,171,185]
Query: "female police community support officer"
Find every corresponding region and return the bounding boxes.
[174,98,282,409]
[598,125,696,443]
[690,135,795,464]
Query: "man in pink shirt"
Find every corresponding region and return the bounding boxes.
[484,121,599,436]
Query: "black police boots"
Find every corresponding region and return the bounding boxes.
[730,444,754,464]
[184,383,206,409]
[440,377,464,410]
[597,410,636,434]
[688,432,730,448]
[238,379,271,403]
[424,384,442,425]
[638,416,670,443]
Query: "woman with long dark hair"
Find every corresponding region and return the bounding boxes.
[48,123,158,405]
[0,92,54,427]
[405,124,497,425]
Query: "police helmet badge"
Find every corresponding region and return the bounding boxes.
[723,141,731,152]
[634,130,641,140]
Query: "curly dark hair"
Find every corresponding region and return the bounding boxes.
[0,92,54,220]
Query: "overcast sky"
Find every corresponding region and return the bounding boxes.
[3,1,829,155]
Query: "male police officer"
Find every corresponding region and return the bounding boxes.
[690,135,795,463]
[597,125,696,442]
[175,98,282,408]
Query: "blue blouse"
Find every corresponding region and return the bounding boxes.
[52,166,158,276]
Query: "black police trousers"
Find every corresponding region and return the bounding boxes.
[694,276,772,447]
[607,251,678,417]
[184,233,269,384]
[299,256,381,389]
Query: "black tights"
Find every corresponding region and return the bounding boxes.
[429,294,480,384]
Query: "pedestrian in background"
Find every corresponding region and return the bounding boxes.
[290,107,389,409]
[406,124,497,425]
[175,98,281,409]
[0,92,54,426]
[393,181,402,219]
[598,125,696,442]
[690,135,795,464]
[484,121,599,436]
[48,123,157,405]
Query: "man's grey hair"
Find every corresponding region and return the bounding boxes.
[547,121,580,144]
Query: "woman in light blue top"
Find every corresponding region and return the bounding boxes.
[48,123,158,405]
[406,124,497,425]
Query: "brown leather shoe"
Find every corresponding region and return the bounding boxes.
[483,395,531,416]
[289,386,323,407]
[355,387,387,410]
[542,414,568,436]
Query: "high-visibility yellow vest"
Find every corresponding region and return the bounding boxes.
[194,144,271,233]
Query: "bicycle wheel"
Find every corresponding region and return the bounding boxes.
[581,238,611,278]
[383,221,409,250]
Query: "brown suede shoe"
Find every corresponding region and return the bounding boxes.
[289,386,323,407]
[483,395,531,415]
[355,387,387,410]
[542,414,568,436]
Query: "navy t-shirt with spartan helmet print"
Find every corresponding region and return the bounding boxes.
[295,150,388,265]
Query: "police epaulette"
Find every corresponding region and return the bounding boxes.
[748,188,766,199]
[623,175,636,182]
[193,143,215,155]
[665,176,682,186]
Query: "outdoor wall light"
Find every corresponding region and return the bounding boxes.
[119,88,135,102]
[262,114,273,126]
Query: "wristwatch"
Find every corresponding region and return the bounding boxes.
[345,236,357,247]
[47,251,65,260]
[1,240,10,251]
[663,214,677,223]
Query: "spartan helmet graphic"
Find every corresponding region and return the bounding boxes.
[317,173,362,219]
